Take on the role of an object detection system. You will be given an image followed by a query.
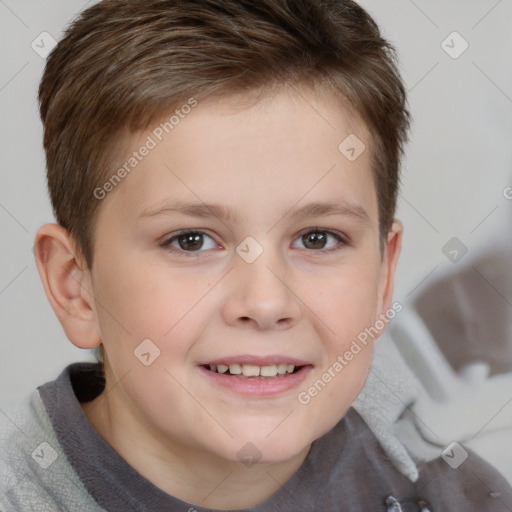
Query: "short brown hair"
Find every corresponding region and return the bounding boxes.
[39,0,410,267]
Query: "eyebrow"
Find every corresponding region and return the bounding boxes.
[138,199,370,224]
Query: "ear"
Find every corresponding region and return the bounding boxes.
[376,219,403,318]
[34,223,101,349]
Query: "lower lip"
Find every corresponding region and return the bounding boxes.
[198,365,313,397]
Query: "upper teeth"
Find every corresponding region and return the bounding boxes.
[209,364,295,377]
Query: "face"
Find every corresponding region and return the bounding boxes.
[83,85,400,465]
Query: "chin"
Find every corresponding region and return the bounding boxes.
[222,443,307,467]
[212,424,314,466]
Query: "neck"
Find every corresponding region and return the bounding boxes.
[81,388,311,509]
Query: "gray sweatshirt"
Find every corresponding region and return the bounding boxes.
[1,363,511,511]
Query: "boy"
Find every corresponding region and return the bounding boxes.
[1,0,511,510]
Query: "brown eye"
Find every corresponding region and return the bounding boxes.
[176,232,204,251]
[294,230,346,251]
[161,230,219,255]
[302,232,327,249]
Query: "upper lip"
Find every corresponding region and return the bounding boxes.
[199,355,312,367]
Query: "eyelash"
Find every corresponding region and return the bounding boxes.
[160,228,348,257]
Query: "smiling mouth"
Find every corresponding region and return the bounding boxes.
[202,363,304,379]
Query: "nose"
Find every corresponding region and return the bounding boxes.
[222,246,302,331]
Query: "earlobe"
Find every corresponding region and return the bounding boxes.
[34,223,101,350]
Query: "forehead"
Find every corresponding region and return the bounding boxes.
[101,86,377,226]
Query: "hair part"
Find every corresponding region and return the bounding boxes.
[39,0,410,267]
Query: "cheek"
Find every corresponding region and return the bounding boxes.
[92,254,217,364]
[297,269,378,432]
[309,261,381,345]
[97,254,191,325]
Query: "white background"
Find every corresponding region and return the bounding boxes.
[0,0,511,402]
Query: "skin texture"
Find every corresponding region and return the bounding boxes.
[34,84,403,509]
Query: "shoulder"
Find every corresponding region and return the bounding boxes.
[416,446,512,511]
[0,386,103,511]
[0,389,53,491]
[328,409,512,511]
